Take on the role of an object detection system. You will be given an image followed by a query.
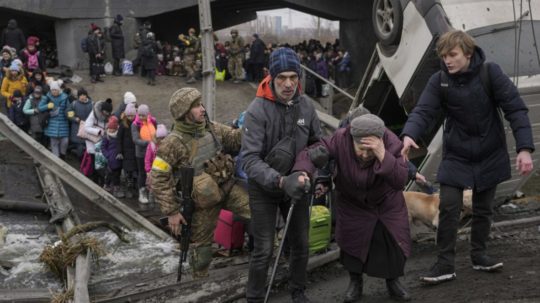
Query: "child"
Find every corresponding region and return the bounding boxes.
[8,89,29,132]
[102,116,124,198]
[118,103,138,199]
[144,124,168,203]
[131,104,156,203]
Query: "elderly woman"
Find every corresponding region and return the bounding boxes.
[294,114,412,302]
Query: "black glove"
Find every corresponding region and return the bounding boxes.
[308,145,329,169]
[282,171,310,201]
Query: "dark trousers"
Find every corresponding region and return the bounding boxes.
[146,69,155,82]
[246,185,310,302]
[136,157,146,189]
[106,168,121,186]
[437,184,497,267]
[113,58,121,75]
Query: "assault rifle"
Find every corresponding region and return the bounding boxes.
[160,166,195,282]
[177,165,195,282]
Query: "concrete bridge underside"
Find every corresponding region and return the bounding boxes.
[0,0,375,83]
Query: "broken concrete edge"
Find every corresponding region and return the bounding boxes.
[94,246,341,303]
[0,113,169,241]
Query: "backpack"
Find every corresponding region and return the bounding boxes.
[142,43,155,57]
[81,37,89,53]
[25,49,40,70]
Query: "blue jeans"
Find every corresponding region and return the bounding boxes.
[246,184,310,302]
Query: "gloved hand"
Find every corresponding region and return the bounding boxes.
[116,153,124,160]
[308,145,329,169]
[47,102,54,110]
[281,171,310,201]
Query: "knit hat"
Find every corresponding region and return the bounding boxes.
[9,61,19,71]
[137,104,150,116]
[107,116,119,130]
[115,14,123,23]
[347,106,371,124]
[77,88,88,97]
[124,103,137,116]
[156,124,168,138]
[27,36,39,46]
[350,114,385,143]
[33,85,43,95]
[49,80,61,91]
[12,90,23,98]
[268,47,301,79]
[123,91,137,104]
[101,98,113,113]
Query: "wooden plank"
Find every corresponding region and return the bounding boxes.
[0,289,51,302]
[37,166,90,303]
[0,198,48,212]
[0,113,168,240]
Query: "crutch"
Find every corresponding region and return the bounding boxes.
[264,180,310,303]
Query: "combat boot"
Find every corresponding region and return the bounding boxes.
[189,245,213,279]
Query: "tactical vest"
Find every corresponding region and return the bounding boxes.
[191,132,219,176]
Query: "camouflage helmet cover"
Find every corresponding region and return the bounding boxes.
[169,87,202,120]
[230,29,238,34]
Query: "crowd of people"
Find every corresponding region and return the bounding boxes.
[81,17,352,93]
[2,15,534,303]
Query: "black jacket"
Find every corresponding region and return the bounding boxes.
[401,47,534,191]
[1,19,25,51]
[109,22,125,59]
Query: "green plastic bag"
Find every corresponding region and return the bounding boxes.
[215,68,226,81]
[308,205,331,255]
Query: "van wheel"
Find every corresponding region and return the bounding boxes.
[372,0,403,46]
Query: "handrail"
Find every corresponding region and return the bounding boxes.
[300,63,355,100]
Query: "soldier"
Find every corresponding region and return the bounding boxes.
[150,87,250,279]
[179,28,200,84]
[227,29,245,84]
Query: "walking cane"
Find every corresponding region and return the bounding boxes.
[264,180,311,303]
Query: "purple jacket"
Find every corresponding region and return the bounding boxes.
[293,127,411,262]
[101,134,122,170]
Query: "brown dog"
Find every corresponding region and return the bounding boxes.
[403,189,472,229]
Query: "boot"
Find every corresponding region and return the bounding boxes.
[386,278,411,301]
[113,186,125,198]
[148,192,155,204]
[125,178,135,198]
[138,187,149,204]
[343,272,363,303]
[186,77,196,84]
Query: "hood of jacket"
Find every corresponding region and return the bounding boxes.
[93,100,109,123]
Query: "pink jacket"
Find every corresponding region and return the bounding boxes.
[144,141,157,173]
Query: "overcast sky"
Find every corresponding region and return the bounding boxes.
[257,8,339,29]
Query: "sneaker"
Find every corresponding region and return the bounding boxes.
[472,255,503,272]
[138,188,149,204]
[291,289,311,303]
[419,263,456,284]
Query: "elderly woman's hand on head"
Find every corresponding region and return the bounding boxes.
[360,136,386,162]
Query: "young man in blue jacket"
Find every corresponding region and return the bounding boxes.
[401,30,534,284]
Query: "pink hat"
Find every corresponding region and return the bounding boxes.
[124,103,137,116]
[156,124,168,138]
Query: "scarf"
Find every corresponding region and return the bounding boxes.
[173,119,207,137]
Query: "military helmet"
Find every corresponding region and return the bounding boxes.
[230,29,238,34]
[169,87,202,120]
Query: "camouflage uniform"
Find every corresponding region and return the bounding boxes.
[151,88,250,279]
[227,29,245,81]
[181,30,201,84]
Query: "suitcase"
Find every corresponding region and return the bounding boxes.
[308,205,331,255]
[214,209,245,252]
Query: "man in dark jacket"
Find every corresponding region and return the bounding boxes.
[109,14,125,76]
[87,25,105,83]
[250,33,266,83]
[401,30,534,284]
[1,19,25,52]
[242,47,322,303]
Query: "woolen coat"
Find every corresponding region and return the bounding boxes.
[293,127,411,262]
[401,47,534,191]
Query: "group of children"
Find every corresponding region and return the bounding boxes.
[79,92,169,203]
